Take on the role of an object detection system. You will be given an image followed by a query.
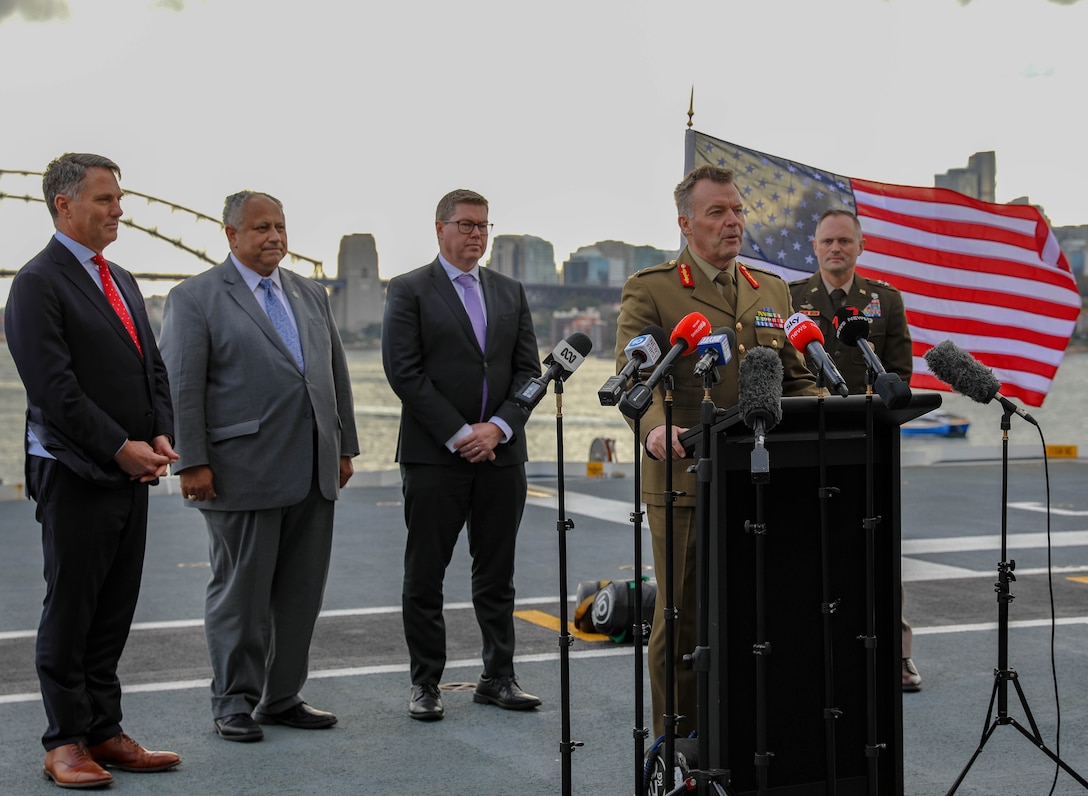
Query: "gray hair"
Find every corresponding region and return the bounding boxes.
[436,189,487,222]
[674,165,736,218]
[223,191,284,228]
[42,153,121,221]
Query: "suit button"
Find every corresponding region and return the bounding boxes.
[770,339,778,349]
[738,344,746,355]
[735,322,743,332]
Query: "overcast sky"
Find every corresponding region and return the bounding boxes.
[1,0,1085,298]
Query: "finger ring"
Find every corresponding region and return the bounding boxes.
[187,494,197,500]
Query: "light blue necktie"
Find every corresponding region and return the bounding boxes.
[456,273,487,420]
[259,278,304,371]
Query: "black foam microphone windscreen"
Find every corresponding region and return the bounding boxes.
[924,340,1000,404]
[737,346,784,432]
[924,340,1038,425]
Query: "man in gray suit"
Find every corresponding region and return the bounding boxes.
[160,191,359,742]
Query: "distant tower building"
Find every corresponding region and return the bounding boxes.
[562,241,674,287]
[562,246,614,286]
[935,151,996,202]
[550,307,609,353]
[329,233,384,340]
[487,234,558,284]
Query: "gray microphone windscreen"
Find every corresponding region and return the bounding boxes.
[923,340,1000,404]
[738,347,784,431]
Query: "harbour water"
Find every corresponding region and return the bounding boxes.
[0,346,1085,486]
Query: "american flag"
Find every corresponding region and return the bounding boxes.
[689,130,1080,407]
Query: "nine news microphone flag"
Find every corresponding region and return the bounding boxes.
[686,129,1080,407]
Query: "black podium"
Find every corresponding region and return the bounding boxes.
[701,393,939,796]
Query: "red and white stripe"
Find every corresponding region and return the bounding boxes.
[851,179,1079,407]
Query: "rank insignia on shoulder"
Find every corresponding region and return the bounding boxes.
[754,308,785,328]
[862,295,882,318]
[738,264,760,289]
[677,262,695,287]
[800,309,820,316]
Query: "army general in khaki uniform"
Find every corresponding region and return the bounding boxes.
[615,165,817,739]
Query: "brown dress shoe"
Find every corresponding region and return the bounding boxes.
[86,732,181,772]
[43,743,113,789]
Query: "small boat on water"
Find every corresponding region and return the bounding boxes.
[901,409,970,437]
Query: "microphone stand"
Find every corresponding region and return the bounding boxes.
[859,368,884,795]
[945,408,1088,794]
[744,418,773,796]
[815,372,842,795]
[686,371,732,796]
[628,387,649,796]
[552,377,583,796]
[661,373,682,793]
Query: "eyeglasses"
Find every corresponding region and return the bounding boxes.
[442,220,493,235]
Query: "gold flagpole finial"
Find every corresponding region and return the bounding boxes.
[687,85,694,129]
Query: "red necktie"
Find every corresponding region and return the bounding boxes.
[92,254,143,356]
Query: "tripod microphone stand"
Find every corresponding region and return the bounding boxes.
[551,378,584,796]
[945,408,1088,794]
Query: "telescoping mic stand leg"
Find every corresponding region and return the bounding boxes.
[630,411,649,796]
[814,376,842,795]
[661,375,681,792]
[552,379,583,796]
[945,408,1088,794]
[686,378,733,796]
[859,381,885,796]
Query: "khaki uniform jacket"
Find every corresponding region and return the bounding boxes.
[788,272,913,392]
[616,247,818,507]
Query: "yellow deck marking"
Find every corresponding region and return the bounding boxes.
[1068,576,1088,585]
[514,609,612,642]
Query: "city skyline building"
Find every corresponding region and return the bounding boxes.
[486,234,559,285]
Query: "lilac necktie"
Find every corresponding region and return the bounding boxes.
[456,273,488,420]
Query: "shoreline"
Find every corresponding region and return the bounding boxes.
[0,445,1080,504]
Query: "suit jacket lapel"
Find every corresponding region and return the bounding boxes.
[51,242,144,362]
[222,259,298,365]
[430,259,483,354]
[280,269,311,362]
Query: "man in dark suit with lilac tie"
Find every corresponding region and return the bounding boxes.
[382,189,541,721]
[5,152,181,788]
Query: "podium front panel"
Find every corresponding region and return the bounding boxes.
[702,395,932,795]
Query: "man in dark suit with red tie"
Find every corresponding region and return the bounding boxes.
[382,189,541,721]
[5,153,181,788]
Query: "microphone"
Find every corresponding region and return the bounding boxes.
[599,325,670,407]
[737,346,783,475]
[923,340,1038,426]
[514,332,593,411]
[784,313,850,398]
[693,327,736,377]
[832,307,913,409]
[619,311,710,420]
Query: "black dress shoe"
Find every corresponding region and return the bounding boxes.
[473,675,542,710]
[253,702,337,729]
[213,714,264,742]
[409,684,444,721]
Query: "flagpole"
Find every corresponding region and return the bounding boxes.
[684,86,695,174]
